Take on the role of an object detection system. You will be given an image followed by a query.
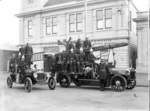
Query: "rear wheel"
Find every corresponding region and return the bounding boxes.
[48,77,56,90]
[59,74,71,88]
[110,75,127,92]
[24,77,32,92]
[126,79,136,89]
[7,76,13,88]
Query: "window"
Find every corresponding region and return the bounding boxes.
[46,18,51,35]
[96,8,112,30]
[45,17,57,35]
[52,17,57,34]
[28,20,32,36]
[69,13,83,32]
[69,14,75,32]
[76,13,83,32]
[96,10,103,30]
[105,9,112,29]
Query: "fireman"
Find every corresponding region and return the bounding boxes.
[83,37,92,61]
[67,48,75,73]
[98,60,108,91]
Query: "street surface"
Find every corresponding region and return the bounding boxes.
[0,73,149,111]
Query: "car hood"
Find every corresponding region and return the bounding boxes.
[109,68,127,75]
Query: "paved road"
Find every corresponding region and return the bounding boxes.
[0,73,149,111]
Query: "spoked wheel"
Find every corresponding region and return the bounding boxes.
[126,79,136,89]
[48,77,56,90]
[7,76,13,88]
[59,75,71,88]
[110,75,127,92]
[24,77,32,92]
[74,79,81,86]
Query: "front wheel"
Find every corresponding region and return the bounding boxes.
[110,75,127,92]
[48,77,56,90]
[59,74,71,88]
[126,79,136,89]
[24,77,33,92]
[7,76,13,88]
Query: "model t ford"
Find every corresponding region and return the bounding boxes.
[54,42,136,92]
[7,52,56,92]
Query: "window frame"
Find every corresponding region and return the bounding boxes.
[105,8,112,29]
[96,10,104,30]
[52,17,57,34]
[44,16,58,36]
[69,14,76,32]
[76,13,83,32]
[69,13,83,33]
[45,18,51,35]
[96,8,112,30]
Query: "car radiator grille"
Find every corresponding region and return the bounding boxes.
[37,73,46,81]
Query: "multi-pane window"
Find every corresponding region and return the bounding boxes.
[69,13,83,32]
[69,14,76,32]
[28,20,32,36]
[96,8,112,30]
[96,10,103,29]
[45,17,57,35]
[105,9,112,29]
[52,17,57,34]
[46,18,51,35]
[76,13,83,32]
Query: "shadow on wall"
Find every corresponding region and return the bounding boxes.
[0,50,18,72]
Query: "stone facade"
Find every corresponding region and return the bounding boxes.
[133,11,149,73]
[16,0,138,69]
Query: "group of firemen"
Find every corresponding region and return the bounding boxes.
[57,37,107,91]
[56,37,96,73]
[9,43,33,73]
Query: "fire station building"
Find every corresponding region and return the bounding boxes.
[16,0,138,69]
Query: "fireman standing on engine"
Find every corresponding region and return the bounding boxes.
[19,45,25,57]
[83,37,92,61]
[75,38,82,54]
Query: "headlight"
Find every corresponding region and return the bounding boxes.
[46,72,51,78]
[125,69,130,75]
[33,73,38,78]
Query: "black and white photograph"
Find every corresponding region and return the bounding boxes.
[0,0,149,111]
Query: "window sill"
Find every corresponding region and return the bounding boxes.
[44,34,58,37]
[69,31,83,35]
[96,28,113,32]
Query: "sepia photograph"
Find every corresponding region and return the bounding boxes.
[0,0,149,111]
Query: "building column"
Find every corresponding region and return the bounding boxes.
[137,27,143,66]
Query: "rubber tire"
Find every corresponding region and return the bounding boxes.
[110,75,127,92]
[7,76,13,88]
[24,77,33,92]
[48,77,56,90]
[59,74,71,88]
[126,79,136,89]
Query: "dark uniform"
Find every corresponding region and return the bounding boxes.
[67,52,76,73]
[19,46,25,57]
[24,44,33,67]
[83,39,91,61]
[75,39,82,53]
[98,62,109,91]
[9,57,17,72]
[62,51,68,72]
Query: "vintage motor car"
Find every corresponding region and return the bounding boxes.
[54,42,136,92]
[7,53,56,92]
